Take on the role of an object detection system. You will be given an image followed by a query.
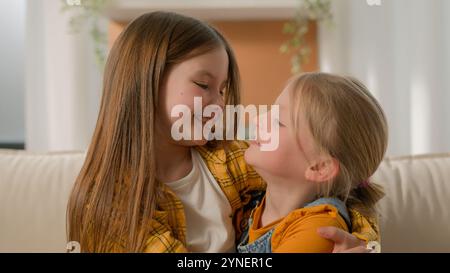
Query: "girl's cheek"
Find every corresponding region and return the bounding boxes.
[263,146,296,177]
[279,131,303,164]
[167,88,198,111]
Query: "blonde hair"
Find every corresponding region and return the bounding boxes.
[67,11,240,252]
[289,72,388,219]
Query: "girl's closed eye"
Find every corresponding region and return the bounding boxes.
[194,81,226,97]
[194,81,209,90]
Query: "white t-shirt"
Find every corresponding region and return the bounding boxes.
[165,149,235,253]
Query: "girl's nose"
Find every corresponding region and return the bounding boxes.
[249,111,269,141]
[247,114,258,141]
[213,93,225,109]
[257,111,271,132]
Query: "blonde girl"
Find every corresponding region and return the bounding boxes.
[240,72,387,252]
[67,12,377,253]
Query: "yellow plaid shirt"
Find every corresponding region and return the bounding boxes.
[144,141,379,252]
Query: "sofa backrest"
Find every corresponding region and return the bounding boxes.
[0,150,85,252]
[0,149,449,252]
[373,153,450,252]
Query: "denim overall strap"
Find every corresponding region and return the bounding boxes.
[237,216,274,253]
[304,197,351,229]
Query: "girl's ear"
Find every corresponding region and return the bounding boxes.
[304,157,340,183]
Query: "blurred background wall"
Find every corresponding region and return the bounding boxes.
[0,0,449,157]
[0,0,26,149]
[319,0,450,156]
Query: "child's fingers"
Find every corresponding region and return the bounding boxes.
[317,226,347,243]
[317,226,367,253]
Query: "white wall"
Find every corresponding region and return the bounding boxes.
[0,0,26,144]
[26,0,103,152]
[319,0,450,156]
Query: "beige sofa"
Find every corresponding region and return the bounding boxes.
[1,149,449,253]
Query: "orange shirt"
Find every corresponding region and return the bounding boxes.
[248,197,349,253]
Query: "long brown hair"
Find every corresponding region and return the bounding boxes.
[289,72,388,219]
[67,11,240,252]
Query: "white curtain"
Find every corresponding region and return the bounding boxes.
[319,0,450,156]
[25,0,103,152]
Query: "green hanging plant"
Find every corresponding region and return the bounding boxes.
[280,0,333,74]
[60,0,332,73]
[60,0,112,68]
